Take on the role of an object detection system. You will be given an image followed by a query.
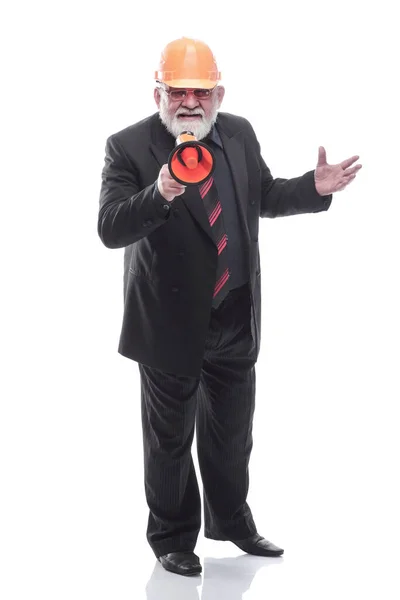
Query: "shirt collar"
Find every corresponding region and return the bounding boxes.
[204,124,223,148]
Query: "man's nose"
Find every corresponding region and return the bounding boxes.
[182,92,199,109]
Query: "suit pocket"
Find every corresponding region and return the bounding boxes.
[128,265,154,282]
[128,239,154,281]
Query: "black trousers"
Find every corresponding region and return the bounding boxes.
[138,282,258,558]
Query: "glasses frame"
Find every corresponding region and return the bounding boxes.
[156,81,216,102]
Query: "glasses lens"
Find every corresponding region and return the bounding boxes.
[170,90,186,100]
[194,89,211,99]
[165,88,213,100]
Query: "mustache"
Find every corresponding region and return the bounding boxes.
[175,109,205,117]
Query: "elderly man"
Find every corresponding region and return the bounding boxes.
[98,36,361,576]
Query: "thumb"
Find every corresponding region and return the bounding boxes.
[317,146,327,166]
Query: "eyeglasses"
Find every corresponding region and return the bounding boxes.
[157,82,215,101]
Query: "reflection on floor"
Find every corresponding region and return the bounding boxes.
[145,554,284,600]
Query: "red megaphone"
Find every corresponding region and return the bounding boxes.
[168,131,216,186]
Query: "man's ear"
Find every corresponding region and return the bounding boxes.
[216,85,225,108]
[154,87,161,108]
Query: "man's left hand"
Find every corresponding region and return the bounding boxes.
[314,146,362,196]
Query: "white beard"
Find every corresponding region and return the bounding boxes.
[158,92,219,140]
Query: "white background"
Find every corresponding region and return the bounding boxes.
[1,0,400,598]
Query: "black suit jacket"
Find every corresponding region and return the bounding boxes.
[98,111,332,376]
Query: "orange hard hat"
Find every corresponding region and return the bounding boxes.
[155,37,221,89]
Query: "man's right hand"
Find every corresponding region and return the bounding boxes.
[157,164,186,202]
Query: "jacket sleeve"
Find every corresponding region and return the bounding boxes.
[98,135,172,249]
[245,120,333,218]
[259,156,333,218]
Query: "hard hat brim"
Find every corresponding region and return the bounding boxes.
[156,77,220,89]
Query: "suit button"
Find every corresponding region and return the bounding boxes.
[163,204,170,211]
[250,200,255,205]
[171,286,179,293]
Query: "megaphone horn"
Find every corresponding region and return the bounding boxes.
[168,131,216,186]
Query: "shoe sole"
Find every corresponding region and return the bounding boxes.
[238,549,284,557]
[245,550,284,557]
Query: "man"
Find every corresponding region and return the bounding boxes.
[98,37,361,576]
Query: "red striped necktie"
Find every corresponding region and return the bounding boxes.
[199,176,231,308]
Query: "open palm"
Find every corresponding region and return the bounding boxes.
[315,146,362,196]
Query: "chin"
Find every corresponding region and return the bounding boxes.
[174,118,210,140]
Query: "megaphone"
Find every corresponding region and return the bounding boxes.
[168,131,216,186]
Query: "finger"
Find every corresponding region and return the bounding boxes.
[169,184,186,192]
[343,164,362,176]
[336,175,356,191]
[341,174,356,184]
[343,174,357,183]
[167,178,187,188]
[340,155,360,170]
[165,180,186,188]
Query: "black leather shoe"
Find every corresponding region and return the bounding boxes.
[231,533,284,557]
[158,552,202,576]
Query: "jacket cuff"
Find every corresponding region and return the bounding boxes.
[305,170,333,212]
[152,182,172,219]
